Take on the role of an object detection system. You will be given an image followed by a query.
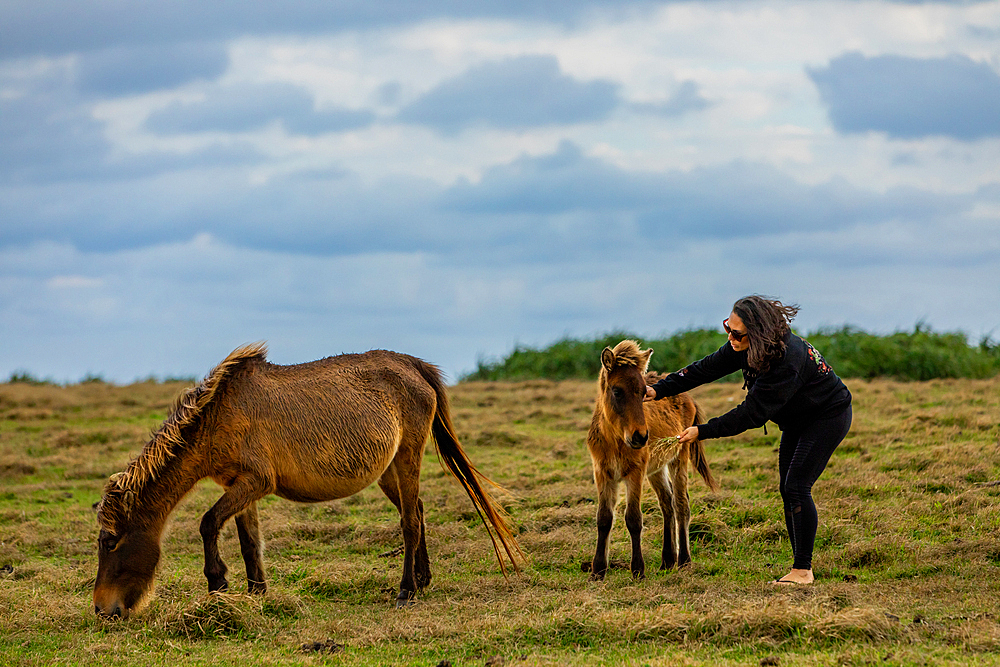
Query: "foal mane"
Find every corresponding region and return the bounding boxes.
[97,342,268,533]
[600,339,652,379]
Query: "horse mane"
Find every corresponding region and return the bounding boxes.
[97,342,268,533]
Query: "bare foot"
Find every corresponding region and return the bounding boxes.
[773,568,814,585]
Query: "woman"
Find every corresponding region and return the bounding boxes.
[644,295,852,584]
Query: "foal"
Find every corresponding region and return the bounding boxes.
[586,340,718,580]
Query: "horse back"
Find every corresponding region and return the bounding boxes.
[203,350,438,500]
[222,350,425,420]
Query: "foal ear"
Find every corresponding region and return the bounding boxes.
[601,347,616,372]
[640,348,653,374]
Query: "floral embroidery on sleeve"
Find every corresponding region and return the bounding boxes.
[804,341,832,374]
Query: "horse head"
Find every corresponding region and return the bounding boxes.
[93,474,161,618]
[599,340,653,450]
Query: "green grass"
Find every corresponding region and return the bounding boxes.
[2,375,1000,665]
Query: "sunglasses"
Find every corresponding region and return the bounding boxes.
[723,318,748,342]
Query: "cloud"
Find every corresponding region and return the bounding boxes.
[75,42,229,96]
[441,141,969,237]
[0,62,112,184]
[396,55,621,132]
[629,80,711,117]
[47,275,104,289]
[443,141,635,212]
[808,52,1000,140]
[1,1,663,60]
[0,61,264,187]
[146,82,376,135]
[4,137,977,264]
[0,167,443,254]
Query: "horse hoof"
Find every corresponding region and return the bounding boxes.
[395,590,416,609]
[632,571,645,581]
[208,578,229,593]
[248,581,267,595]
[588,571,606,582]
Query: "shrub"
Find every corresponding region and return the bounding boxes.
[463,324,1000,382]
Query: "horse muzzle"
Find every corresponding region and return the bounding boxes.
[94,597,127,619]
[94,586,130,619]
[627,430,649,449]
[95,602,126,619]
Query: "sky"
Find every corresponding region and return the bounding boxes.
[2,0,999,384]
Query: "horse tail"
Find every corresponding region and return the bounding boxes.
[691,401,720,493]
[412,359,525,577]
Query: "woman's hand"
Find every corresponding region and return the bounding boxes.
[677,425,699,444]
[643,386,656,402]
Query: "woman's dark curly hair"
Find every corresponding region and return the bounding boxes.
[732,295,800,373]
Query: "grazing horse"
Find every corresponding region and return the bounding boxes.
[94,343,522,617]
[586,340,718,580]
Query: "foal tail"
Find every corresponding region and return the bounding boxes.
[692,402,720,493]
[413,359,525,577]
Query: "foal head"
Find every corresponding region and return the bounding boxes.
[599,340,653,449]
[93,473,161,618]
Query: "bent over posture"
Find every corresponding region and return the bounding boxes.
[646,295,852,584]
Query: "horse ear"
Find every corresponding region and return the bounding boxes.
[640,348,653,374]
[601,347,615,372]
[108,472,124,488]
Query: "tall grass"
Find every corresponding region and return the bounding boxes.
[463,324,1000,382]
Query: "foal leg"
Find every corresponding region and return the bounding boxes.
[590,469,619,581]
[200,475,270,592]
[234,501,267,594]
[378,466,431,591]
[671,460,693,567]
[647,467,677,570]
[624,469,646,580]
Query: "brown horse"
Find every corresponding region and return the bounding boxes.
[94,343,522,617]
[586,340,718,580]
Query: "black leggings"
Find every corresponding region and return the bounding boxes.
[778,405,852,570]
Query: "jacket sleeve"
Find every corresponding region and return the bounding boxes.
[651,343,743,399]
[697,362,803,440]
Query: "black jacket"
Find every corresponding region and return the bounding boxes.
[651,332,851,440]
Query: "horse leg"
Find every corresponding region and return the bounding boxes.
[386,446,424,608]
[672,460,693,568]
[624,468,645,580]
[378,466,431,591]
[200,476,269,592]
[234,501,267,594]
[647,467,677,570]
[590,469,619,581]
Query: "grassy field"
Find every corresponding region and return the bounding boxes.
[2,373,1000,666]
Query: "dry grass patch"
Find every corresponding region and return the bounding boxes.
[155,591,304,639]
